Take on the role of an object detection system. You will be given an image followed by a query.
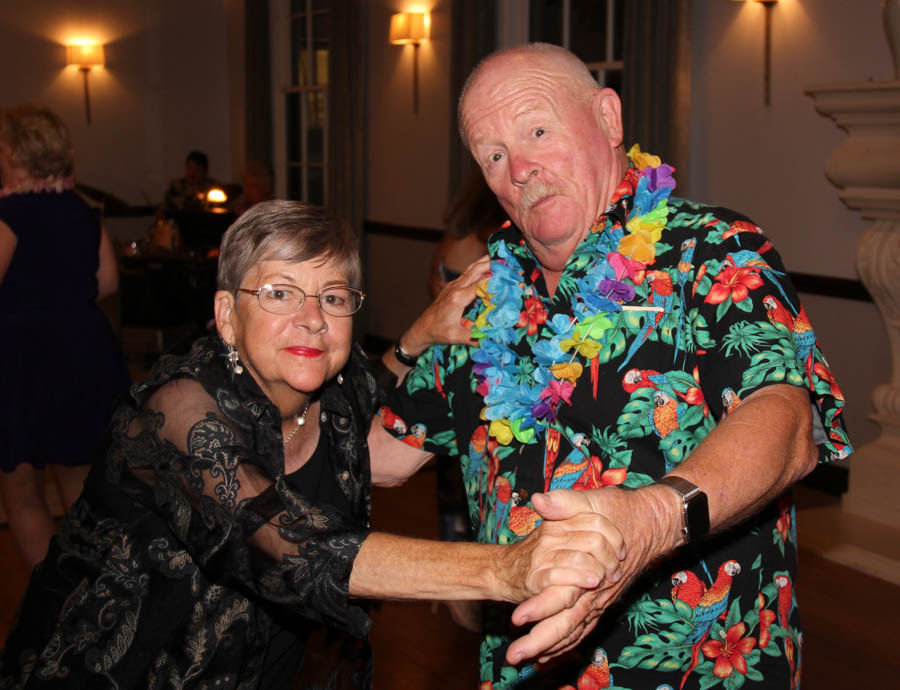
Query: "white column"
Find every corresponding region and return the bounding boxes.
[804,82,900,582]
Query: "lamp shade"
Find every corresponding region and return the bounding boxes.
[67,43,105,68]
[206,188,227,204]
[389,12,429,45]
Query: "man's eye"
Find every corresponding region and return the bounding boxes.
[534,127,546,138]
[489,152,503,163]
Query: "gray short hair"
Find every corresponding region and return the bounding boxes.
[458,43,601,150]
[217,200,362,292]
[0,104,74,178]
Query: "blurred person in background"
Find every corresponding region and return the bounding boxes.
[428,167,507,300]
[231,160,275,216]
[156,148,221,219]
[0,104,130,570]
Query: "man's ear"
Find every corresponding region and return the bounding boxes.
[592,88,624,148]
[214,290,237,345]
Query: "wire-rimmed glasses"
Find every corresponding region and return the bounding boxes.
[237,284,365,317]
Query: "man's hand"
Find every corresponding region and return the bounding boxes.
[505,486,680,665]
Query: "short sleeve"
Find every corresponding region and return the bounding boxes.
[689,227,852,463]
[379,344,467,457]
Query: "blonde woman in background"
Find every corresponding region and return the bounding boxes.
[0,104,130,570]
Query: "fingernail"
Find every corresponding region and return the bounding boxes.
[619,546,626,559]
[610,567,622,582]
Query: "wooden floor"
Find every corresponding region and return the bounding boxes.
[2,465,897,687]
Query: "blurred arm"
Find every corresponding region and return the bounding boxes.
[96,226,119,298]
[0,221,16,285]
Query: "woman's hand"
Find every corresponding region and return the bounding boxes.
[401,254,491,356]
[494,510,626,607]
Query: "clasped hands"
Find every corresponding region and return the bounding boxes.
[500,486,675,666]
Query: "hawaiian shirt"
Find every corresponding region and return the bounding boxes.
[381,149,851,689]
[1,336,377,689]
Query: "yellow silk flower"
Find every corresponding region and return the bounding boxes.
[550,361,584,384]
[617,230,657,264]
[628,143,661,171]
[489,419,514,445]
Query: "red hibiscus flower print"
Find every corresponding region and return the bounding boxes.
[704,265,764,305]
[702,621,757,679]
[517,295,548,335]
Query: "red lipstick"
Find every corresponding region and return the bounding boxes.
[286,346,323,358]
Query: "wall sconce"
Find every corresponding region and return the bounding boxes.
[389,12,430,114]
[732,0,778,106]
[67,43,105,124]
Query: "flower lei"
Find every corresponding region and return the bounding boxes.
[0,174,75,199]
[470,145,676,446]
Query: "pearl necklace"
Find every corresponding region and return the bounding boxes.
[283,399,312,446]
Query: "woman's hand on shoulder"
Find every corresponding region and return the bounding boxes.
[381,255,490,380]
[403,254,491,355]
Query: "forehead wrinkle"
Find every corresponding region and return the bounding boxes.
[253,259,348,288]
[464,71,570,143]
[466,94,556,146]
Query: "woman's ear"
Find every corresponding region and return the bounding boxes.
[214,290,237,345]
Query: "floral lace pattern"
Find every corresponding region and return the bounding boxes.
[1,336,377,689]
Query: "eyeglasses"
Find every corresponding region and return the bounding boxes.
[237,284,365,317]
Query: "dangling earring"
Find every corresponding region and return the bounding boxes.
[226,344,244,375]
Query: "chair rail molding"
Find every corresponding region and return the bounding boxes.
[807,79,900,539]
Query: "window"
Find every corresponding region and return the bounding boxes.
[282,0,329,205]
[528,0,624,93]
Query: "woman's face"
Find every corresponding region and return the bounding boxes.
[215,255,354,414]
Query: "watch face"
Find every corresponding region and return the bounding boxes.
[686,491,710,540]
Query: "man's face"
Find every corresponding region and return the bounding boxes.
[462,53,624,273]
[184,160,206,183]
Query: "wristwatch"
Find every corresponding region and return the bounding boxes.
[657,476,710,543]
[394,342,419,367]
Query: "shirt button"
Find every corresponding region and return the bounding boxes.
[320,412,327,422]
[340,471,349,481]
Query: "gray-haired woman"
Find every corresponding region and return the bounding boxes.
[1,200,624,689]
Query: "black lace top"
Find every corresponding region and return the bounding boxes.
[1,335,377,689]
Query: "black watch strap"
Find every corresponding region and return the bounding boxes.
[394,342,419,367]
[658,475,710,543]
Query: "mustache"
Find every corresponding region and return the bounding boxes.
[519,180,563,215]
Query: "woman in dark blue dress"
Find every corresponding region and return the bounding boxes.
[0,104,130,570]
